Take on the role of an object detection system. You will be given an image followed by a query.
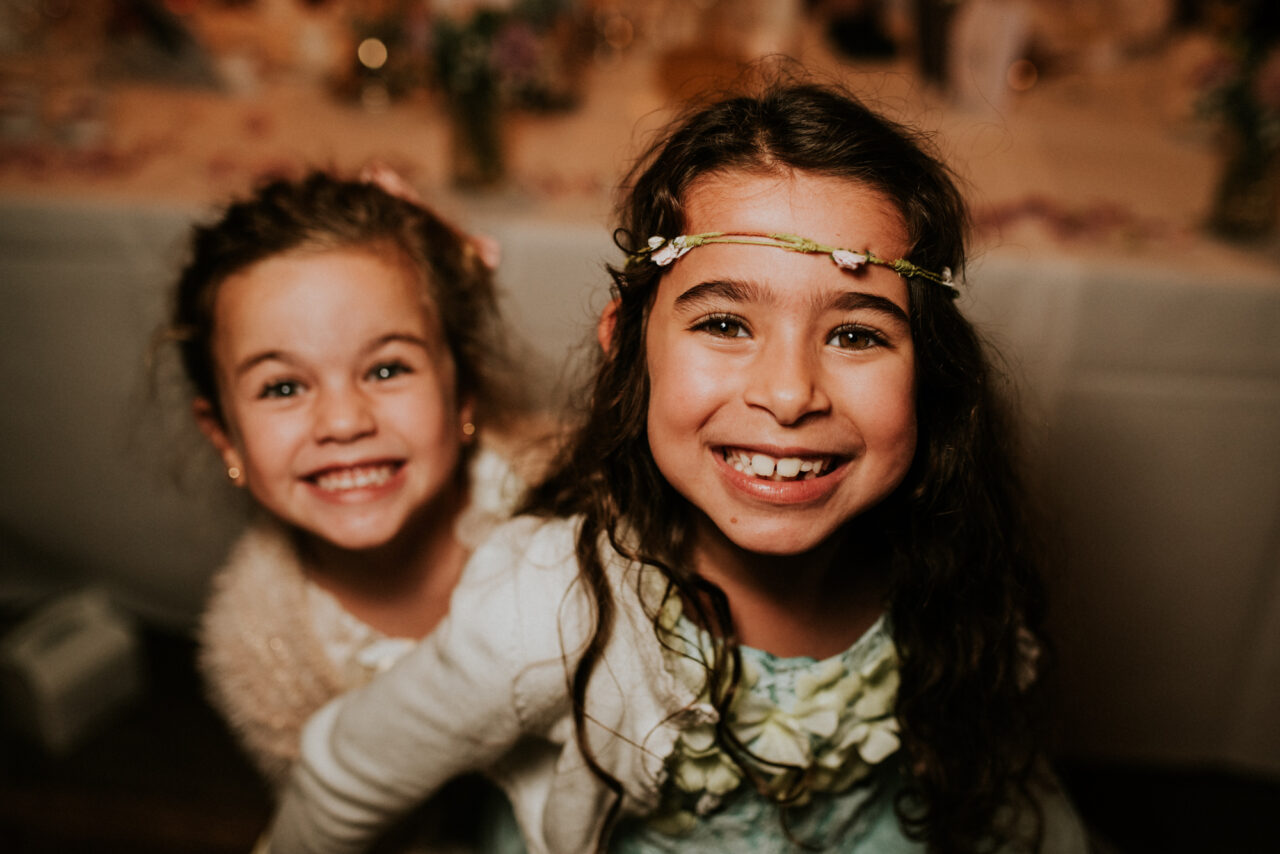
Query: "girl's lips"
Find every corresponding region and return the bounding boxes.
[714,446,851,504]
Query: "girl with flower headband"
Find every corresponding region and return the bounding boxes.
[166,168,543,851]
[266,86,1088,853]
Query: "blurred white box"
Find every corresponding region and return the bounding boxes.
[0,590,143,754]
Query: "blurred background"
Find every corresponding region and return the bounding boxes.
[0,0,1277,850]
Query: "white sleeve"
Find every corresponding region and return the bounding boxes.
[264,517,582,854]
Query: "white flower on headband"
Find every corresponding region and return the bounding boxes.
[650,235,693,266]
[831,249,868,271]
[940,267,954,286]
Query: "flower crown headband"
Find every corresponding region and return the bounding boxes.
[628,232,956,292]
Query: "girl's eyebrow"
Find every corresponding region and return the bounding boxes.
[829,291,910,326]
[233,350,290,378]
[232,333,431,377]
[364,332,432,355]
[674,279,910,327]
[673,278,762,310]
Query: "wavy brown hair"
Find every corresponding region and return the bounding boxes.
[166,170,512,430]
[526,81,1049,852]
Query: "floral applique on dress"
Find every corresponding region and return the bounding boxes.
[613,590,907,852]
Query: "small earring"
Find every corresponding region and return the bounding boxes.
[227,466,241,481]
[461,422,476,438]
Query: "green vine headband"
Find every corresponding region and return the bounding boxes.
[628,232,956,292]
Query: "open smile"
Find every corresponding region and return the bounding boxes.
[720,447,848,482]
[306,461,404,493]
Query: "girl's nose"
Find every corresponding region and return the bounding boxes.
[313,387,376,443]
[742,340,831,425]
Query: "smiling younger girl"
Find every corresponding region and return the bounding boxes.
[265,87,1089,853]
[168,170,536,850]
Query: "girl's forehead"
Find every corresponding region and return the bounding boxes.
[213,246,440,341]
[683,170,909,257]
[228,244,436,309]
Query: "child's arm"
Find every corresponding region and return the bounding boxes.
[263,516,581,854]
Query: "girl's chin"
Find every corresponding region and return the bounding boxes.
[697,513,844,560]
[725,534,836,558]
[297,522,404,554]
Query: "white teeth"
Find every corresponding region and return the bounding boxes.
[315,465,394,492]
[750,454,775,477]
[775,457,802,478]
[725,449,834,481]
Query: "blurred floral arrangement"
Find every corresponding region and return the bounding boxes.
[1193,0,1280,236]
[344,0,586,109]
[1194,2,1280,156]
[430,0,586,110]
[344,0,587,186]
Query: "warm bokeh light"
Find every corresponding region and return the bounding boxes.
[357,37,388,71]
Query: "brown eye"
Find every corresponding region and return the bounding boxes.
[827,326,886,350]
[260,380,301,399]
[368,361,411,381]
[695,315,749,338]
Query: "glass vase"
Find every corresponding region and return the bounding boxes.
[1206,132,1280,241]
[446,88,505,190]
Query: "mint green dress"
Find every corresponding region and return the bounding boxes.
[609,615,1088,853]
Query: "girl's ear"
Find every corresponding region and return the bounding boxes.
[192,397,246,485]
[596,297,621,355]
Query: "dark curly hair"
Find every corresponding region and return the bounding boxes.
[525,82,1049,852]
[165,170,510,429]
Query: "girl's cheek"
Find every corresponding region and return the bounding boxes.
[652,351,728,419]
